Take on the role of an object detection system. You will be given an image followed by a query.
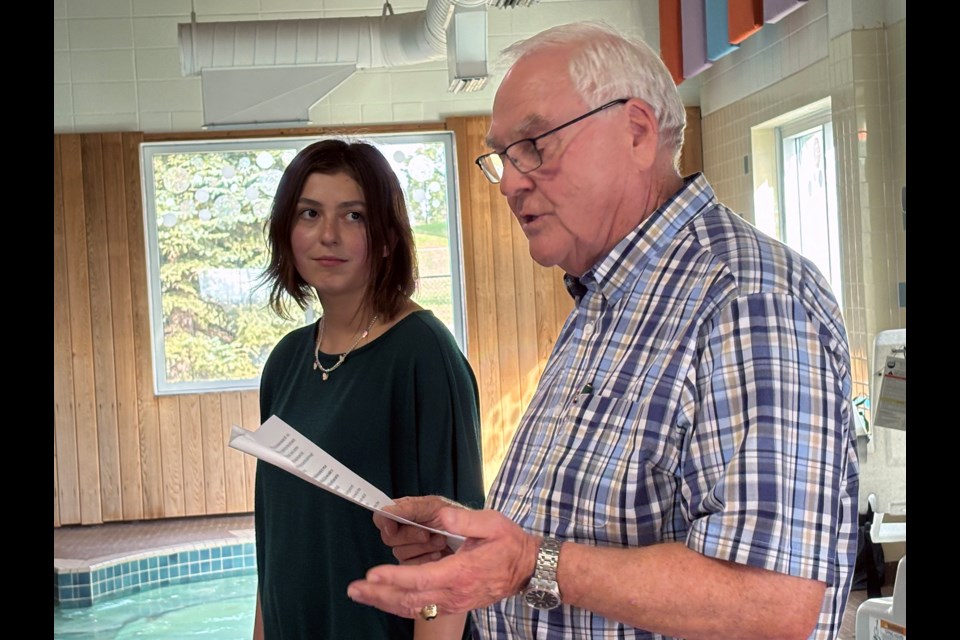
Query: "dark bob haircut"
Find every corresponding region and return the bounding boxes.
[263,139,417,320]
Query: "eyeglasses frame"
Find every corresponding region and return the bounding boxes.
[474,98,631,184]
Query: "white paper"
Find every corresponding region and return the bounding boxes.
[229,415,464,549]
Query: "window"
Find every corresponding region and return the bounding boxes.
[752,99,843,306]
[141,133,466,395]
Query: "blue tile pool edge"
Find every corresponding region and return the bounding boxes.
[54,538,257,608]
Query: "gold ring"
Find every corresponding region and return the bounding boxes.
[419,603,439,621]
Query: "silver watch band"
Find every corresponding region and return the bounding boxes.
[534,536,561,581]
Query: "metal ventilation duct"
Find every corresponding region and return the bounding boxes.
[178,0,489,128]
[446,3,488,92]
[486,0,541,7]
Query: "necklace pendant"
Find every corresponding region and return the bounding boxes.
[322,371,329,381]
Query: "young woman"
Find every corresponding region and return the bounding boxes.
[254,139,484,640]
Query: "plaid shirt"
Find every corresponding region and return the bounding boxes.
[474,174,858,639]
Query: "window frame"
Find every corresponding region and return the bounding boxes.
[140,131,467,396]
[750,98,844,311]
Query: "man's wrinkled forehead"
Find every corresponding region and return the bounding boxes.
[485,111,554,150]
[485,48,576,150]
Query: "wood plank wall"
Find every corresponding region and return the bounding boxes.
[449,116,574,485]
[53,108,702,526]
[54,132,266,525]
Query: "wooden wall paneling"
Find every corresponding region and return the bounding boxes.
[448,117,507,485]
[553,271,574,346]
[200,393,227,513]
[122,131,162,519]
[239,390,261,511]
[55,120,592,525]
[507,198,540,409]
[157,395,185,516]
[82,134,124,522]
[532,265,559,382]
[681,107,704,176]
[179,394,206,516]
[61,134,104,524]
[54,135,81,525]
[220,392,247,513]
[489,170,523,453]
[54,434,60,526]
[448,119,481,368]
[102,132,144,521]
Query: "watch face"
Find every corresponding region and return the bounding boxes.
[523,589,560,610]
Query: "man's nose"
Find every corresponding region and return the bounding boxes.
[498,160,534,198]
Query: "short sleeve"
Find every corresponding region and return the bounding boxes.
[682,293,852,584]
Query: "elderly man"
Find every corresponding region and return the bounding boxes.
[348,21,858,640]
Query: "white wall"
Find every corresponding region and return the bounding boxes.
[53,0,661,133]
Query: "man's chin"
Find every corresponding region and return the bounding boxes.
[526,245,562,270]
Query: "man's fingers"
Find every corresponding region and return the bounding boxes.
[389,495,461,525]
[437,505,510,540]
[346,581,415,619]
[371,513,398,536]
[378,522,432,546]
[363,554,457,592]
[392,535,447,563]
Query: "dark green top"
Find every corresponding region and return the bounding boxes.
[256,310,484,640]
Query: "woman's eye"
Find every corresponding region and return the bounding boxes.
[298,208,318,219]
[346,211,364,222]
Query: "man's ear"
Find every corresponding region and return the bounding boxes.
[625,98,660,171]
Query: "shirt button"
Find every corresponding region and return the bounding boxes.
[584,323,594,336]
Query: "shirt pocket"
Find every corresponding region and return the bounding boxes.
[525,393,683,545]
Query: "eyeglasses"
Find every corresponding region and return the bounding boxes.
[475,98,629,184]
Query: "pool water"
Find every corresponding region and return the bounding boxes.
[54,573,257,639]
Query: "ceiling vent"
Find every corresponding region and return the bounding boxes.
[178,0,497,128]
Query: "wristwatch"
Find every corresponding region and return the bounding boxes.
[521,536,562,610]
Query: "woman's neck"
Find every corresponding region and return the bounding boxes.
[315,291,377,353]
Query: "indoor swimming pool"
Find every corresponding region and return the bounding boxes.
[53,573,256,639]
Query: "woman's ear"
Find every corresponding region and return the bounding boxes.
[383,229,399,258]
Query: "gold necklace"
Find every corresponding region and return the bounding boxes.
[313,315,379,381]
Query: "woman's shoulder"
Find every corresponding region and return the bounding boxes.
[392,310,459,349]
[266,322,315,360]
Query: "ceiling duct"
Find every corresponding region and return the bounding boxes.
[485,0,541,7]
[446,3,488,92]
[178,0,489,128]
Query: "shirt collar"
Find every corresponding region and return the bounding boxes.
[565,173,718,304]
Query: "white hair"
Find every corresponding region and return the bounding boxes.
[501,22,686,165]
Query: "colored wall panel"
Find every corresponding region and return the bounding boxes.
[659,0,684,84]
[705,0,738,61]
[681,0,712,78]
[728,0,763,44]
[763,0,806,23]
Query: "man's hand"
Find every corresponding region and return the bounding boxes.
[350,504,541,619]
[373,496,461,564]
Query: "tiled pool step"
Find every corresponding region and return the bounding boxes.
[54,538,257,608]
